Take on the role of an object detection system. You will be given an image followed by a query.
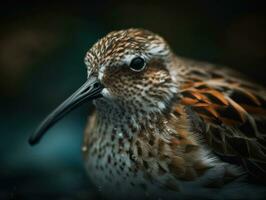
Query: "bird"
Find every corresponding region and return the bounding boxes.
[29,28,266,200]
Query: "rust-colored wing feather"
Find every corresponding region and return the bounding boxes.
[178,60,266,180]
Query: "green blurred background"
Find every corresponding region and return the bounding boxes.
[0,1,265,199]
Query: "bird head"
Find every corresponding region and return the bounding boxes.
[86,29,178,112]
[29,28,179,145]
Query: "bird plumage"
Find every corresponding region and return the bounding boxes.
[179,59,266,181]
[32,28,265,199]
[80,29,266,199]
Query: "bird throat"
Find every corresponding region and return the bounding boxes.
[93,96,168,136]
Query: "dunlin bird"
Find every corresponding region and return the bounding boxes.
[29,29,266,199]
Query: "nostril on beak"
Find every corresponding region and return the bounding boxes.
[80,86,92,95]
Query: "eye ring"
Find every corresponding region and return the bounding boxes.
[129,57,146,72]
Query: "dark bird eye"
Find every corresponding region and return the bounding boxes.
[129,57,146,72]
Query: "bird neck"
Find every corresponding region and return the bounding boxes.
[93,97,172,137]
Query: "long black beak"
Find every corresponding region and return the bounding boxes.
[28,76,103,145]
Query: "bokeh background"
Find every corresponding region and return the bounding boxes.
[0,0,265,199]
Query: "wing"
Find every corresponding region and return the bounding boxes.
[178,60,266,181]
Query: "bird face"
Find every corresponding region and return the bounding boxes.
[85,29,178,112]
[29,29,178,145]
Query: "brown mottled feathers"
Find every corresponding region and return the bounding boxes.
[178,59,266,180]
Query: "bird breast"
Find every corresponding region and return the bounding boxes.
[81,104,232,199]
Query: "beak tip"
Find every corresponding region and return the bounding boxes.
[28,136,38,146]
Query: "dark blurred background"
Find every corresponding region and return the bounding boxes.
[0,0,265,199]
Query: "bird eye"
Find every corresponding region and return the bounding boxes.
[129,57,146,72]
